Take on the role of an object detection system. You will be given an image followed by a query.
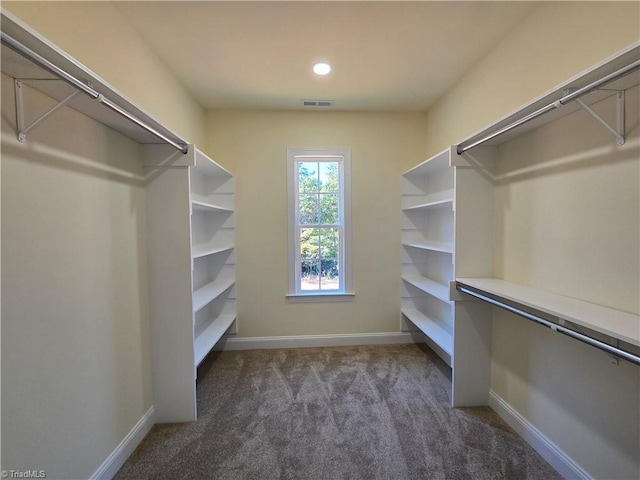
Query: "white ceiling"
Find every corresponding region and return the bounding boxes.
[114,1,536,112]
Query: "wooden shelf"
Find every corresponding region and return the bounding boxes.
[402,308,453,356]
[194,314,236,367]
[192,244,234,260]
[403,241,453,255]
[457,277,640,347]
[191,200,233,213]
[192,278,235,314]
[402,275,451,304]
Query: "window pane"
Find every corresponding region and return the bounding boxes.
[299,162,319,192]
[300,228,319,259]
[319,228,339,259]
[319,162,339,193]
[320,258,339,290]
[298,194,319,224]
[301,259,320,291]
[319,194,339,224]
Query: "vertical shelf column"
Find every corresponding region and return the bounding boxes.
[143,144,236,423]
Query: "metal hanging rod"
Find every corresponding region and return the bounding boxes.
[456,283,640,366]
[1,31,189,155]
[457,59,640,155]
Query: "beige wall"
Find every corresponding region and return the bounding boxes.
[205,110,427,337]
[423,1,640,158]
[3,1,206,146]
[1,74,151,479]
[493,86,639,479]
[420,2,639,478]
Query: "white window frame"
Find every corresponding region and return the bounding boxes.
[287,147,353,301]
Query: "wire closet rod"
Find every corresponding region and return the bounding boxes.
[456,283,640,366]
[457,59,640,154]
[1,32,189,155]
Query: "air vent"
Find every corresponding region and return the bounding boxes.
[301,100,334,108]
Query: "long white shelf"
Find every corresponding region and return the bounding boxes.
[192,244,234,260]
[192,278,235,314]
[192,200,233,214]
[402,275,451,304]
[402,308,453,356]
[403,241,453,255]
[194,314,236,367]
[402,198,453,212]
[456,277,640,347]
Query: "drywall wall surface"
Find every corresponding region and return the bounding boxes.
[205,110,428,337]
[2,1,205,147]
[423,1,640,157]
[1,73,152,479]
[491,85,640,479]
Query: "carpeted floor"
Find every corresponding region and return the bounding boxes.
[115,343,562,480]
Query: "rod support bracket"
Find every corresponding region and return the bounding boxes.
[14,78,81,143]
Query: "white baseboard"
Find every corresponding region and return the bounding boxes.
[489,390,591,480]
[90,406,155,480]
[217,332,415,351]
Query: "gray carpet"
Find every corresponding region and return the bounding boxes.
[115,344,562,480]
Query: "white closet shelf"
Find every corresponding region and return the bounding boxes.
[194,314,236,367]
[403,241,453,255]
[192,200,233,214]
[402,198,453,212]
[457,277,640,347]
[1,12,187,149]
[402,308,453,356]
[194,150,232,178]
[192,244,234,260]
[402,148,451,176]
[193,278,235,314]
[402,275,451,304]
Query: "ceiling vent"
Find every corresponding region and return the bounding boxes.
[301,100,333,108]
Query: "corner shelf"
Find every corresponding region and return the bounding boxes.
[401,308,453,358]
[401,275,451,304]
[194,314,237,367]
[193,278,235,314]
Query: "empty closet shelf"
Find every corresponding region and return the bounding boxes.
[192,244,234,259]
[402,309,453,356]
[402,198,453,211]
[402,241,453,254]
[193,279,235,313]
[192,200,233,213]
[194,314,236,366]
[402,275,451,303]
[456,278,640,348]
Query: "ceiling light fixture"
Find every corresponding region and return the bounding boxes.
[313,62,331,75]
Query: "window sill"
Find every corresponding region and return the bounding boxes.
[286,292,356,303]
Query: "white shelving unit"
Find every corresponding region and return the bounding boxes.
[401,145,494,406]
[403,44,640,408]
[144,145,236,423]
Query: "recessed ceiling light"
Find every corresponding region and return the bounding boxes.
[313,62,331,75]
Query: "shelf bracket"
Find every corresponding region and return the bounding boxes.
[574,90,625,146]
[14,79,81,143]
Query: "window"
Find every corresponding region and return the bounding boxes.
[287,148,352,298]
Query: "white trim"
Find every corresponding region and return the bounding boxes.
[218,332,415,350]
[286,292,355,303]
[489,390,591,480]
[287,147,352,296]
[90,406,155,480]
